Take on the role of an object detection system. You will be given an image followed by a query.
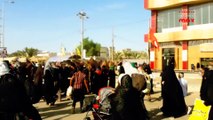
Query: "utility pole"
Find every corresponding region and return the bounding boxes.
[112,28,115,61]
[148,18,151,63]
[77,11,88,60]
[0,0,14,59]
[0,0,14,48]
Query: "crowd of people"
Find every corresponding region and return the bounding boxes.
[1,56,213,120]
[0,57,154,120]
[0,60,42,120]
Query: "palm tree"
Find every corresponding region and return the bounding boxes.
[114,52,123,61]
[24,47,39,57]
[9,47,39,57]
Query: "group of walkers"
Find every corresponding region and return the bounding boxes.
[0,57,154,120]
[1,56,213,120]
[0,59,42,120]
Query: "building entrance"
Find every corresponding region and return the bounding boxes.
[162,48,175,69]
[200,58,213,67]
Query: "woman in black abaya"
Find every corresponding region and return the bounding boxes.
[161,57,187,118]
[110,74,148,120]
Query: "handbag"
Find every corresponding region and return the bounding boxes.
[66,86,73,97]
[188,99,211,120]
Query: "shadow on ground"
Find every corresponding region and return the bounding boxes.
[36,100,85,120]
[148,108,166,120]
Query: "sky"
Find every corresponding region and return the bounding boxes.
[2,0,150,54]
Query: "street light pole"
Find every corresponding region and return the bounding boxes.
[0,0,14,48]
[77,11,88,60]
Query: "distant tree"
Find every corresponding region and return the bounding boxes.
[114,50,148,61]
[9,50,25,57]
[131,52,141,59]
[24,47,39,57]
[114,52,123,61]
[122,49,132,59]
[9,47,39,57]
[76,37,101,57]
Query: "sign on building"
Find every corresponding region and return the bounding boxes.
[0,47,7,58]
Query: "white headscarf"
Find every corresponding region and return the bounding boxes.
[44,61,52,75]
[0,61,10,76]
[123,62,138,76]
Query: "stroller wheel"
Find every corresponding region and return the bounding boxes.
[84,117,91,120]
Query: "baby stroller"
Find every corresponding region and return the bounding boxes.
[84,87,114,120]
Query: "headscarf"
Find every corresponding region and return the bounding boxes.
[43,61,51,75]
[0,61,10,76]
[168,57,175,69]
[117,73,126,86]
[123,62,138,76]
[120,74,133,90]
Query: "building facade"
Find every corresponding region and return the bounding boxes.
[144,0,213,70]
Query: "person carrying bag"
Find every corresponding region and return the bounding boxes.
[70,65,89,114]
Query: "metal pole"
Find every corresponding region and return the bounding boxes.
[81,16,84,60]
[0,2,5,47]
[77,11,88,60]
[0,0,14,48]
[112,28,114,61]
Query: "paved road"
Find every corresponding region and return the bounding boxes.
[34,72,202,120]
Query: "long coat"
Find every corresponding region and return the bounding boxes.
[200,69,213,120]
[161,66,187,118]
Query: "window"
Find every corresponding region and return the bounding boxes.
[169,12,174,27]
[202,4,209,24]
[189,2,213,25]
[189,6,195,25]
[210,2,213,23]
[174,8,181,27]
[157,7,181,33]
[163,11,168,28]
[195,6,201,25]
[157,13,163,32]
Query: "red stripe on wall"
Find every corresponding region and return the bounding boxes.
[182,41,188,50]
[144,0,148,9]
[151,10,157,33]
[183,61,188,70]
[150,61,154,69]
[149,10,157,70]
[182,41,188,69]
[182,5,188,30]
[144,34,148,42]
[150,48,155,69]
[150,47,154,51]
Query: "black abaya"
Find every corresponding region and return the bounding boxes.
[161,66,187,118]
